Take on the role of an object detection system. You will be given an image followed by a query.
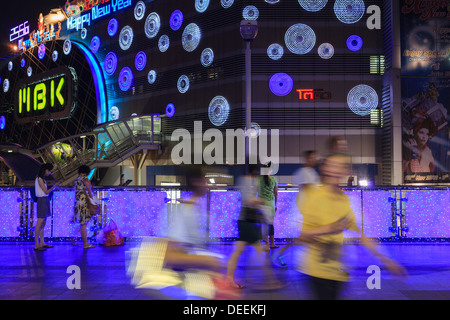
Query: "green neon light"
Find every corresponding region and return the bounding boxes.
[56,77,65,106]
[34,83,47,110]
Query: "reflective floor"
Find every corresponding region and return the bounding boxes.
[1,241,449,300]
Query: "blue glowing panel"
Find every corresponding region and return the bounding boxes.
[90,36,101,53]
[318,42,334,59]
[177,75,190,93]
[201,48,214,67]
[51,190,76,237]
[166,103,175,117]
[134,1,146,20]
[109,106,120,120]
[358,190,395,238]
[298,0,328,12]
[243,5,259,20]
[148,70,157,84]
[108,18,119,37]
[20,59,26,68]
[347,34,363,51]
[209,191,241,238]
[145,12,161,39]
[0,115,5,130]
[208,96,230,126]
[334,0,365,24]
[269,73,294,96]
[195,0,209,13]
[342,190,363,239]
[104,52,118,76]
[27,67,32,77]
[119,67,134,92]
[221,0,234,8]
[63,39,72,55]
[119,26,133,50]
[182,23,201,52]
[158,35,170,52]
[81,28,87,39]
[0,190,23,237]
[3,79,9,93]
[38,44,46,59]
[267,43,284,60]
[170,10,183,31]
[285,23,316,55]
[8,61,12,71]
[135,51,147,71]
[52,50,58,62]
[347,84,379,116]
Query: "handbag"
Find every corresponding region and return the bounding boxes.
[87,193,101,215]
[243,206,264,223]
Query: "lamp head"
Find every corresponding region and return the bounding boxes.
[240,20,258,42]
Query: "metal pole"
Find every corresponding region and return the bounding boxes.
[245,41,251,173]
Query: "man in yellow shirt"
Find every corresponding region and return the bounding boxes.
[297,154,406,300]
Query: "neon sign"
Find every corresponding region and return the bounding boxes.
[296,89,332,100]
[15,67,76,124]
[10,21,29,42]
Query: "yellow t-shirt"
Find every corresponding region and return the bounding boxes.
[297,185,359,282]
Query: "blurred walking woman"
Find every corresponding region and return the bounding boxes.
[72,165,95,249]
[34,163,60,251]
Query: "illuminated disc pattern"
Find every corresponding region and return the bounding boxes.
[38,44,46,59]
[166,103,175,117]
[108,18,119,37]
[347,84,379,116]
[170,10,184,31]
[208,96,230,126]
[81,28,87,39]
[221,0,234,8]
[118,67,134,92]
[0,116,5,130]
[21,59,26,68]
[267,43,284,60]
[8,62,12,71]
[318,43,334,59]
[269,73,293,96]
[145,12,161,39]
[195,0,210,13]
[147,70,157,84]
[134,1,146,20]
[135,51,147,71]
[158,35,170,52]
[201,48,214,67]
[119,26,134,50]
[243,5,259,20]
[104,52,118,76]
[298,0,328,12]
[109,106,120,121]
[63,39,72,55]
[334,0,365,24]
[90,36,101,53]
[347,35,363,51]
[3,79,9,93]
[177,75,190,93]
[27,67,32,77]
[52,50,58,62]
[285,23,316,55]
[182,23,201,52]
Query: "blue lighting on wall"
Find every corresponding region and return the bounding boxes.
[119,67,134,92]
[38,44,46,59]
[20,59,26,68]
[177,75,190,93]
[285,23,316,55]
[334,0,365,24]
[119,26,134,50]
[318,43,334,59]
[148,70,157,84]
[221,0,234,8]
[347,84,379,116]
[182,23,201,52]
[158,35,170,52]
[108,18,119,37]
[90,36,101,53]
[243,5,259,20]
[134,1,146,20]
[135,51,147,71]
[269,73,294,96]
[267,43,284,60]
[208,96,230,126]
[298,0,328,12]
[170,10,183,31]
[145,12,161,39]
[104,52,118,76]
[0,116,6,130]
[347,35,363,51]
[166,103,175,117]
[201,48,214,67]
[195,0,210,13]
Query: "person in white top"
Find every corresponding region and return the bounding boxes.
[292,150,320,188]
[34,163,60,251]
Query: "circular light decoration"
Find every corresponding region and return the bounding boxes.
[284,23,316,55]
[104,52,118,76]
[7,61,12,71]
[63,39,72,55]
[52,50,59,62]
[3,79,10,93]
[177,75,190,93]
[298,0,328,12]
[147,70,157,84]
[195,0,209,13]
[145,12,161,39]
[243,5,259,20]
[347,34,363,51]
[170,10,184,31]
[0,115,5,130]
[318,43,334,59]
[119,26,134,50]
[182,23,201,52]
[334,0,365,24]
[135,51,147,71]
[248,122,261,137]
[269,73,294,96]
[108,18,119,37]
[201,48,214,67]
[21,59,26,68]
[208,96,230,126]
[134,1,146,20]
[166,103,175,117]
[27,66,32,77]
[158,35,170,52]
[118,67,134,92]
[267,43,284,60]
[90,36,101,53]
[109,106,120,121]
[38,44,46,59]
[347,84,379,116]
[81,28,87,39]
[265,0,280,3]
[221,0,234,8]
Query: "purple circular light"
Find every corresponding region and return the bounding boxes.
[347,35,363,51]
[118,67,134,92]
[90,36,101,53]
[108,18,119,37]
[166,103,175,117]
[135,51,147,71]
[104,52,118,76]
[269,73,293,96]
[170,10,184,31]
[21,59,26,68]
[38,44,46,59]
